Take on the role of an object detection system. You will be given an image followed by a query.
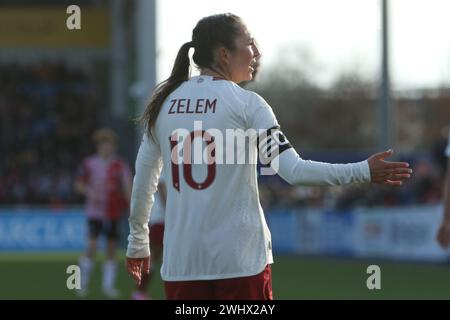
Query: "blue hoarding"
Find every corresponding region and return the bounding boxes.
[0,209,86,251]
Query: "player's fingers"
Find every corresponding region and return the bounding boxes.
[390,167,413,174]
[127,259,138,271]
[373,168,412,176]
[381,161,410,169]
[126,259,143,284]
[371,170,412,184]
[384,179,403,186]
[128,267,139,283]
[143,257,150,275]
[132,267,142,284]
[390,173,411,180]
[127,263,137,278]
[126,260,134,274]
[373,149,394,160]
[375,168,412,177]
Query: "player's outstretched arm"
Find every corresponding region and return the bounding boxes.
[270,142,412,186]
[248,93,411,186]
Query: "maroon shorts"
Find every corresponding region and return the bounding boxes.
[149,223,164,246]
[164,264,273,300]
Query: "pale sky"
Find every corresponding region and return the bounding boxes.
[156,0,450,90]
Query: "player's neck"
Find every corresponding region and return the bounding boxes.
[201,67,230,81]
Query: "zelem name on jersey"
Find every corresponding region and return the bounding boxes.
[168,98,217,114]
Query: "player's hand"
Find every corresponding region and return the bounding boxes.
[436,223,450,249]
[126,256,150,286]
[367,149,412,186]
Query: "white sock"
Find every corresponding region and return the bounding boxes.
[102,260,117,291]
[79,256,93,292]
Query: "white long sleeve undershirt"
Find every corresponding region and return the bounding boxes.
[271,148,371,186]
[126,134,162,259]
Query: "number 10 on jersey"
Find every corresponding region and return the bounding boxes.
[169,130,216,191]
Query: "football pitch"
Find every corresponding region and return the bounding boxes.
[0,253,449,299]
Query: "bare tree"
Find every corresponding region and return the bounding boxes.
[248,46,377,151]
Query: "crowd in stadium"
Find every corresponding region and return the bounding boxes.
[0,63,445,210]
[0,63,99,207]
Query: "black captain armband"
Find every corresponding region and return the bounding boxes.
[257,126,292,165]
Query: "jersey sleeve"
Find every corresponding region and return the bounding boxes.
[272,148,371,186]
[244,92,279,130]
[126,133,163,258]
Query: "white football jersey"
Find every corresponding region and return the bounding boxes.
[148,192,164,225]
[131,75,276,281]
[149,175,165,225]
[127,75,370,281]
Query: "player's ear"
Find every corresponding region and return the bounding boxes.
[216,46,230,65]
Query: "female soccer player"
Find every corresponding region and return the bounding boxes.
[126,13,412,300]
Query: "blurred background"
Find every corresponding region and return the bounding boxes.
[0,0,449,299]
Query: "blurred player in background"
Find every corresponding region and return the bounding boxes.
[75,128,132,298]
[126,13,412,300]
[436,127,450,249]
[131,175,166,300]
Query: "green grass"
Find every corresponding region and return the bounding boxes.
[271,256,450,299]
[0,252,164,300]
[0,253,449,299]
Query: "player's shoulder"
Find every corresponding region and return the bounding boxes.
[236,86,271,112]
[221,81,269,108]
[224,80,252,97]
